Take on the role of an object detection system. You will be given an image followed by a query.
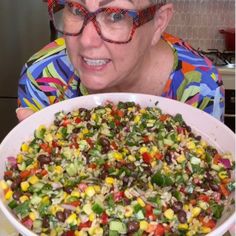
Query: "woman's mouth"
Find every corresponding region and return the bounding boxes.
[81,56,111,71]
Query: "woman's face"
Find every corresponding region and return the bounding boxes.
[65,0,156,91]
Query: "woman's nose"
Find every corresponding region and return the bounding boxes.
[79,21,104,48]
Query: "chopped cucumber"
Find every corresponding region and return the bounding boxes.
[109,220,127,234]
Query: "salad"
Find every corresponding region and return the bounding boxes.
[0,101,235,236]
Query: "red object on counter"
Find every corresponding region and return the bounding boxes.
[219,28,235,51]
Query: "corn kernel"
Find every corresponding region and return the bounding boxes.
[71,190,80,198]
[79,133,84,139]
[113,152,123,161]
[17,154,24,164]
[134,115,141,123]
[56,133,63,139]
[192,207,201,217]
[125,206,133,218]
[21,181,30,191]
[82,128,89,134]
[0,180,8,190]
[183,204,189,211]
[148,181,153,190]
[139,147,148,154]
[218,171,228,180]
[5,189,13,200]
[164,208,174,220]
[177,154,186,163]
[187,142,196,150]
[28,175,39,185]
[21,143,29,152]
[54,165,64,174]
[151,160,157,168]
[178,224,189,230]
[200,140,207,148]
[94,185,101,193]
[89,213,96,221]
[137,198,145,207]
[83,203,92,215]
[20,195,29,203]
[128,155,136,162]
[124,189,133,199]
[140,109,146,114]
[42,196,50,203]
[94,227,103,236]
[200,227,212,234]
[92,113,98,121]
[163,162,171,173]
[65,213,77,225]
[85,186,96,197]
[45,133,53,142]
[105,177,115,185]
[140,221,149,231]
[50,229,57,236]
[29,212,36,221]
[75,230,87,236]
[196,147,204,156]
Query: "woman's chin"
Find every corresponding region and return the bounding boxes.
[80,77,112,92]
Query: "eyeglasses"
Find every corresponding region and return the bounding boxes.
[48,0,158,44]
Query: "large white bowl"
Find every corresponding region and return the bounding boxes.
[0,93,235,236]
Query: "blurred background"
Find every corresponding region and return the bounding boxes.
[0,0,235,142]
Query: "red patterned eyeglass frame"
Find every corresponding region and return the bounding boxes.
[48,0,158,44]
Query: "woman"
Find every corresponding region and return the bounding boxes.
[17,0,224,121]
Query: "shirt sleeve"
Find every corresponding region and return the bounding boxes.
[17,38,80,111]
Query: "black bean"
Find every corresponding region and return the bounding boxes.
[99,137,110,147]
[164,153,172,165]
[101,145,110,154]
[64,209,72,218]
[54,119,61,126]
[126,163,135,170]
[72,127,81,133]
[195,135,202,141]
[205,171,214,181]
[86,123,93,129]
[209,183,220,191]
[122,176,129,186]
[37,155,51,167]
[177,210,187,223]
[84,112,91,121]
[56,211,66,222]
[63,186,73,194]
[42,216,50,228]
[11,178,22,190]
[13,191,22,200]
[172,201,183,213]
[127,220,140,233]
[79,108,88,113]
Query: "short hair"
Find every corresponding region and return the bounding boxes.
[149,0,167,5]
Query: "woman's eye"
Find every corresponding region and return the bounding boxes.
[71,8,84,16]
[109,12,125,22]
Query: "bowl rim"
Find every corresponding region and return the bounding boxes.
[0,92,235,236]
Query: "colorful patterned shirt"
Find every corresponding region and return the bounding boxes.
[18,33,225,121]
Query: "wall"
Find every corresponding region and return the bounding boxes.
[167,0,235,51]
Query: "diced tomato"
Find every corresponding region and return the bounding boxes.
[142,152,152,164]
[155,153,163,160]
[213,153,222,164]
[115,120,121,126]
[4,170,13,179]
[62,119,71,127]
[85,138,93,147]
[113,191,124,202]
[198,194,210,202]
[40,143,52,154]
[145,204,157,221]
[40,169,48,176]
[75,117,82,124]
[154,224,165,236]
[159,114,168,122]
[111,141,118,150]
[68,200,81,207]
[189,199,197,206]
[88,163,97,169]
[100,212,109,225]
[64,230,75,236]
[52,140,58,148]
[20,170,31,180]
[78,221,92,230]
[117,109,124,118]
[219,184,230,197]
[201,219,216,229]
[143,136,150,143]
